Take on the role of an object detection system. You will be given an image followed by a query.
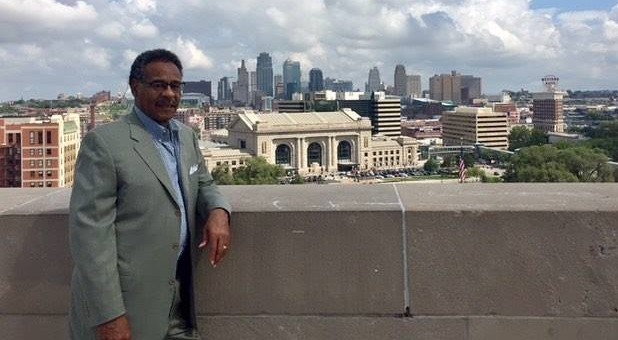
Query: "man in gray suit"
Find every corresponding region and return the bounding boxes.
[69,49,231,339]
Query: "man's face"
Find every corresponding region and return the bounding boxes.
[131,61,182,124]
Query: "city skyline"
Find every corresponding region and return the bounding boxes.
[1,0,618,101]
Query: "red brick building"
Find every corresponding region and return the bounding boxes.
[0,114,80,188]
[0,120,21,187]
[493,103,519,126]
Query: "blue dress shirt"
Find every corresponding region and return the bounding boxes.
[135,107,188,257]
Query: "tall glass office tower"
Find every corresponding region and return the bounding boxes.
[256,52,274,97]
[283,59,301,100]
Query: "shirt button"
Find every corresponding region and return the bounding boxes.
[175,210,180,217]
[169,279,175,286]
[172,243,179,250]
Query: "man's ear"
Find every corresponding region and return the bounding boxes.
[129,79,139,97]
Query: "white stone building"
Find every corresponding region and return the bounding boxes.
[202,109,420,175]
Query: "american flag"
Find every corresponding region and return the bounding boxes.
[458,157,467,183]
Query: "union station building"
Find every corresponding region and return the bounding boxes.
[203,109,420,175]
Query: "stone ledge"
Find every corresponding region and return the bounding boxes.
[3,315,618,340]
[1,184,618,339]
[3,184,617,216]
[198,316,618,340]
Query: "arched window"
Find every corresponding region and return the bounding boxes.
[275,144,291,166]
[337,141,352,163]
[307,142,322,166]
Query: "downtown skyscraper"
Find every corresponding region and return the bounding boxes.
[393,65,407,97]
[429,71,481,104]
[217,77,232,102]
[256,52,274,97]
[366,66,382,93]
[283,59,301,100]
[309,68,324,92]
[394,65,422,98]
[234,59,249,105]
[533,76,566,133]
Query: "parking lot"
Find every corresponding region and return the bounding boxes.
[324,168,454,184]
[295,164,506,185]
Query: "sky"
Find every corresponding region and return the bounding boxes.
[1,0,618,102]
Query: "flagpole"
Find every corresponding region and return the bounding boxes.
[459,137,466,184]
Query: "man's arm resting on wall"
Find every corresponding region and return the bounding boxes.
[192,133,232,266]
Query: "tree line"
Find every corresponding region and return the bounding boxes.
[212,157,303,185]
[503,124,617,182]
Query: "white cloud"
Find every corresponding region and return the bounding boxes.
[0,0,97,41]
[96,21,126,40]
[123,49,139,66]
[130,19,159,39]
[0,0,617,100]
[173,38,214,70]
[604,19,618,40]
[124,0,156,13]
[0,44,47,69]
[83,47,111,69]
[266,7,287,27]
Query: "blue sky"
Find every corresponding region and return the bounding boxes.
[532,0,618,11]
[1,0,618,101]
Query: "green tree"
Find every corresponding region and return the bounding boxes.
[0,105,18,114]
[211,164,234,185]
[441,155,454,168]
[530,129,549,146]
[583,120,618,139]
[557,147,613,182]
[508,126,548,151]
[423,157,440,173]
[482,176,502,183]
[586,138,618,161]
[463,153,475,168]
[508,126,530,151]
[232,156,285,185]
[467,167,484,180]
[503,145,612,182]
[581,121,618,161]
[587,111,613,121]
[290,174,305,184]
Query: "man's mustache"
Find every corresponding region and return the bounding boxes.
[155,100,178,107]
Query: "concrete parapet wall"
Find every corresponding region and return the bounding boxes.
[0,184,617,339]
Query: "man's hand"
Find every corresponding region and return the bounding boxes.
[96,315,131,340]
[199,208,231,267]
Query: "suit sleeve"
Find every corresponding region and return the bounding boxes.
[192,132,232,219]
[69,130,125,327]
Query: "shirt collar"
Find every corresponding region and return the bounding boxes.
[134,105,179,142]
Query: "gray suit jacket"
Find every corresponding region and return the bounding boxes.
[69,109,231,339]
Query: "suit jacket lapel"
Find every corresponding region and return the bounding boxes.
[178,127,192,200]
[126,111,180,205]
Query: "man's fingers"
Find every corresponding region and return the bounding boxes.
[211,237,231,267]
[208,237,217,266]
[203,208,231,267]
[215,239,225,265]
[199,233,208,249]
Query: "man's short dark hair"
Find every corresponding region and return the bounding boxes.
[129,49,183,82]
